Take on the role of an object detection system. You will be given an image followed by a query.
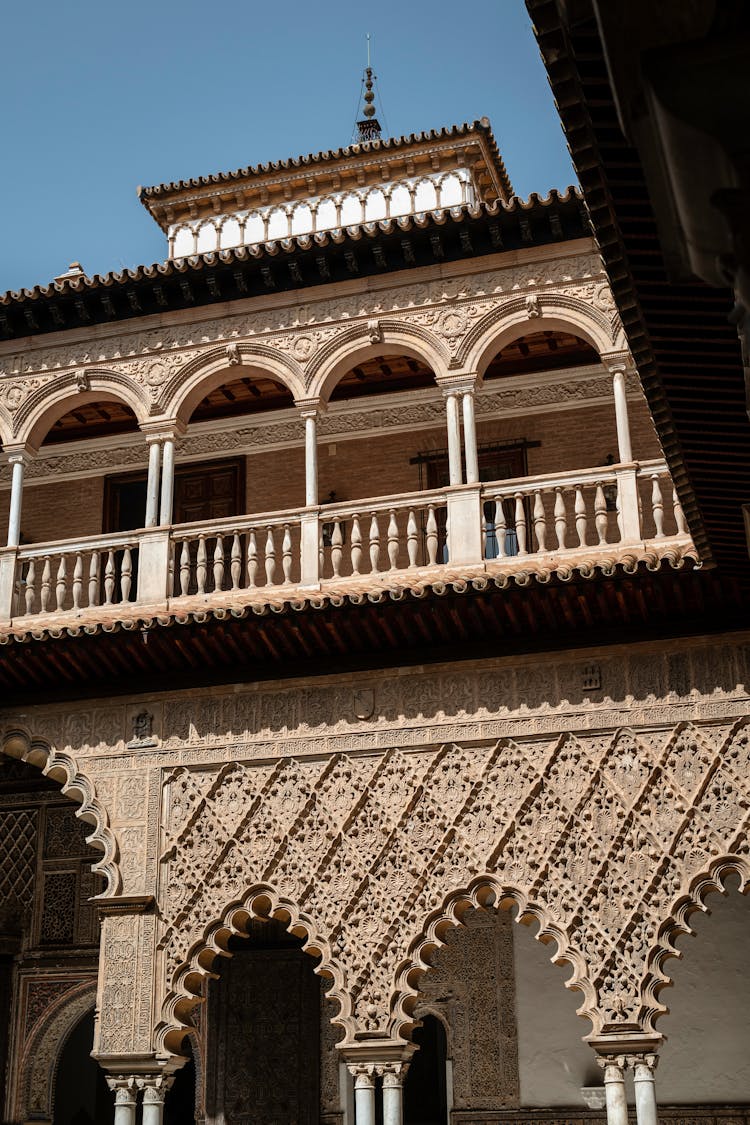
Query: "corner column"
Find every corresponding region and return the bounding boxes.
[296,398,324,586]
[349,1064,377,1125]
[597,1055,629,1125]
[138,1075,174,1125]
[6,451,29,548]
[443,390,463,485]
[380,1062,409,1125]
[106,1077,138,1125]
[630,1053,659,1125]
[144,436,162,528]
[602,353,641,541]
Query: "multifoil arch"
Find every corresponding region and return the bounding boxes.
[1,727,121,895]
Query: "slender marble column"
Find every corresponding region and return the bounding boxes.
[139,1076,173,1125]
[304,411,319,507]
[350,1065,377,1125]
[611,366,633,463]
[381,1063,409,1125]
[630,1054,659,1125]
[462,390,479,484]
[597,1056,629,1125]
[6,454,26,547]
[159,437,175,526]
[445,391,463,485]
[145,438,162,528]
[107,1077,137,1125]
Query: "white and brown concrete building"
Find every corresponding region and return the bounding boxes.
[0,104,747,1125]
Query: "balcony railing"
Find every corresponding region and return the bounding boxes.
[0,460,695,630]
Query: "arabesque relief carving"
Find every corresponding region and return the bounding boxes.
[156,718,750,1050]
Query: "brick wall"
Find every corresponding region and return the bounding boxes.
[5,394,661,545]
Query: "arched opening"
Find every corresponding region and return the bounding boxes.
[164,1037,196,1125]
[404,1015,448,1125]
[483,330,598,379]
[200,918,340,1125]
[53,1008,113,1125]
[656,877,750,1104]
[405,905,593,1122]
[0,755,106,1124]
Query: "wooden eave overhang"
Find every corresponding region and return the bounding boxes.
[2,559,745,705]
[527,0,750,581]
[137,121,514,230]
[0,191,586,343]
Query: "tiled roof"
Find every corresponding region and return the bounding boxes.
[137,120,514,206]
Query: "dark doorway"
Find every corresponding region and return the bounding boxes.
[404,1015,449,1125]
[204,921,320,1125]
[53,1008,114,1125]
[164,1039,196,1125]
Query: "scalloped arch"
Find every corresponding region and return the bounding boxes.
[156,882,354,1056]
[388,875,598,1042]
[457,294,618,377]
[1,727,121,895]
[306,319,450,402]
[159,344,307,424]
[639,854,750,1034]
[20,980,97,1122]
[13,369,149,450]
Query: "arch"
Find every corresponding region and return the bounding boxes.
[196,221,218,254]
[307,319,449,403]
[159,344,306,426]
[172,224,194,259]
[0,400,13,448]
[156,882,354,1056]
[13,370,149,451]
[219,216,242,250]
[389,876,596,1044]
[640,854,750,1034]
[457,293,621,378]
[1,728,121,895]
[244,211,265,244]
[19,979,98,1122]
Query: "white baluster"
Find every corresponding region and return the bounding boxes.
[231,533,242,589]
[533,490,546,553]
[213,536,225,592]
[351,515,362,575]
[121,547,132,602]
[495,500,507,558]
[407,509,418,566]
[673,488,688,535]
[369,513,381,573]
[265,527,276,585]
[55,555,67,610]
[651,473,665,538]
[72,552,83,610]
[331,519,343,578]
[104,551,115,604]
[554,488,567,549]
[575,487,588,546]
[196,536,207,594]
[247,530,258,587]
[282,524,293,583]
[40,557,51,612]
[387,509,399,570]
[179,541,190,596]
[24,559,35,615]
[595,484,609,545]
[515,494,527,556]
[88,551,100,607]
[426,505,438,565]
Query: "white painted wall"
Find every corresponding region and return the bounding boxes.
[166,168,473,258]
[513,887,750,1107]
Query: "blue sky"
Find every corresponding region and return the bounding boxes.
[0,0,575,294]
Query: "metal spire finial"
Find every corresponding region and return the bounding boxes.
[356,35,382,142]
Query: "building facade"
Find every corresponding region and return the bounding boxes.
[0,115,747,1125]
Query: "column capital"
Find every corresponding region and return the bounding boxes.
[379,1061,410,1086]
[627,1052,659,1073]
[348,1062,377,1086]
[137,1074,175,1102]
[600,350,634,375]
[139,419,186,442]
[597,1053,627,1073]
[437,372,481,396]
[4,444,35,465]
[106,1075,138,1102]
[295,396,326,418]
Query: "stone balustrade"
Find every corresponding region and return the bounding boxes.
[0,459,695,631]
